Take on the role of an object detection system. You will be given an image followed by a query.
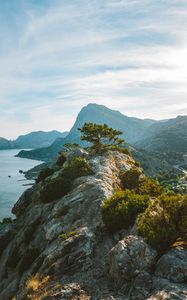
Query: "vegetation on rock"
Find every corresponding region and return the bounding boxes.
[62,156,91,179]
[56,151,66,166]
[120,168,163,197]
[36,167,54,183]
[137,192,187,252]
[0,217,13,224]
[138,177,163,197]
[40,176,71,203]
[78,122,124,153]
[109,145,132,156]
[120,168,142,191]
[22,273,51,300]
[102,190,150,233]
[40,157,91,203]
[59,230,77,241]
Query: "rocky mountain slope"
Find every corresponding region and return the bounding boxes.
[0,149,186,300]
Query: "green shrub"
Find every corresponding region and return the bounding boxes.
[137,193,187,252]
[62,156,91,179]
[56,152,66,166]
[102,190,150,233]
[110,146,131,156]
[54,205,69,218]
[0,217,13,224]
[134,161,140,167]
[40,157,91,203]
[40,176,71,203]
[120,168,142,191]
[59,231,77,241]
[36,167,54,183]
[120,148,132,155]
[139,177,163,197]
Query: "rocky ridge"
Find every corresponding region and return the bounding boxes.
[0,149,186,300]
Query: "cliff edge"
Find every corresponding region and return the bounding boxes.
[0,149,186,300]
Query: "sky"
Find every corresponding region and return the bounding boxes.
[0,0,187,139]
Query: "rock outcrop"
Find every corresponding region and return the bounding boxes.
[0,149,186,300]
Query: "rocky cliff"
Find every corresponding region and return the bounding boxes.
[0,149,186,300]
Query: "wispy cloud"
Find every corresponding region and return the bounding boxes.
[0,0,187,138]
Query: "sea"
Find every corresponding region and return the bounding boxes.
[0,149,41,221]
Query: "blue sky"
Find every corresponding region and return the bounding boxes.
[0,0,187,138]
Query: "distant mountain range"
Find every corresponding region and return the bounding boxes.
[15,104,187,176]
[134,115,187,152]
[0,137,17,150]
[16,104,157,161]
[1,103,186,179]
[0,130,68,150]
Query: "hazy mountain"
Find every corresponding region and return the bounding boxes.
[135,115,187,153]
[17,103,156,161]
[0,137,17,150]
[15,130,68,149]
[16,104,187,183]
[68,103,156,143]
[0,131,69,150]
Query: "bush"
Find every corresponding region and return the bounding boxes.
[25,273,50,300]
[59,230,77,241]
[120,168,142,191]
[0,217,13,224]
[137,193,187,252]
[62,156,91,179]
[40,176,71,203]
[102,190,150,233]
[36,167,54,183]
[56,152,66,166]
[134,161,140,167]
[110,146,131,156]
[40,157,91,203]
[139,177,163,197]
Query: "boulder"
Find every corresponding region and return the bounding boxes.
[128,271,152,300]
[149,276,187,300]
[109,235,157,286]
[12,187,34,218]
[65,147,89,162]
[155,248,187,283]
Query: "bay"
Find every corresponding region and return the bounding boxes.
[0,149,41,221]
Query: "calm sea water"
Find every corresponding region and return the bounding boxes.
[0,149,41,221]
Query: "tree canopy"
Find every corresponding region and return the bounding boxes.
[78,123,124,152]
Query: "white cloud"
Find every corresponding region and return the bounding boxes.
[0,0,187,138]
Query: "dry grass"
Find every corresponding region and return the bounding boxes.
[13,275,90,300]
[26,273,51,300]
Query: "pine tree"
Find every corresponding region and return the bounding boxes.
[78,123,124,153]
